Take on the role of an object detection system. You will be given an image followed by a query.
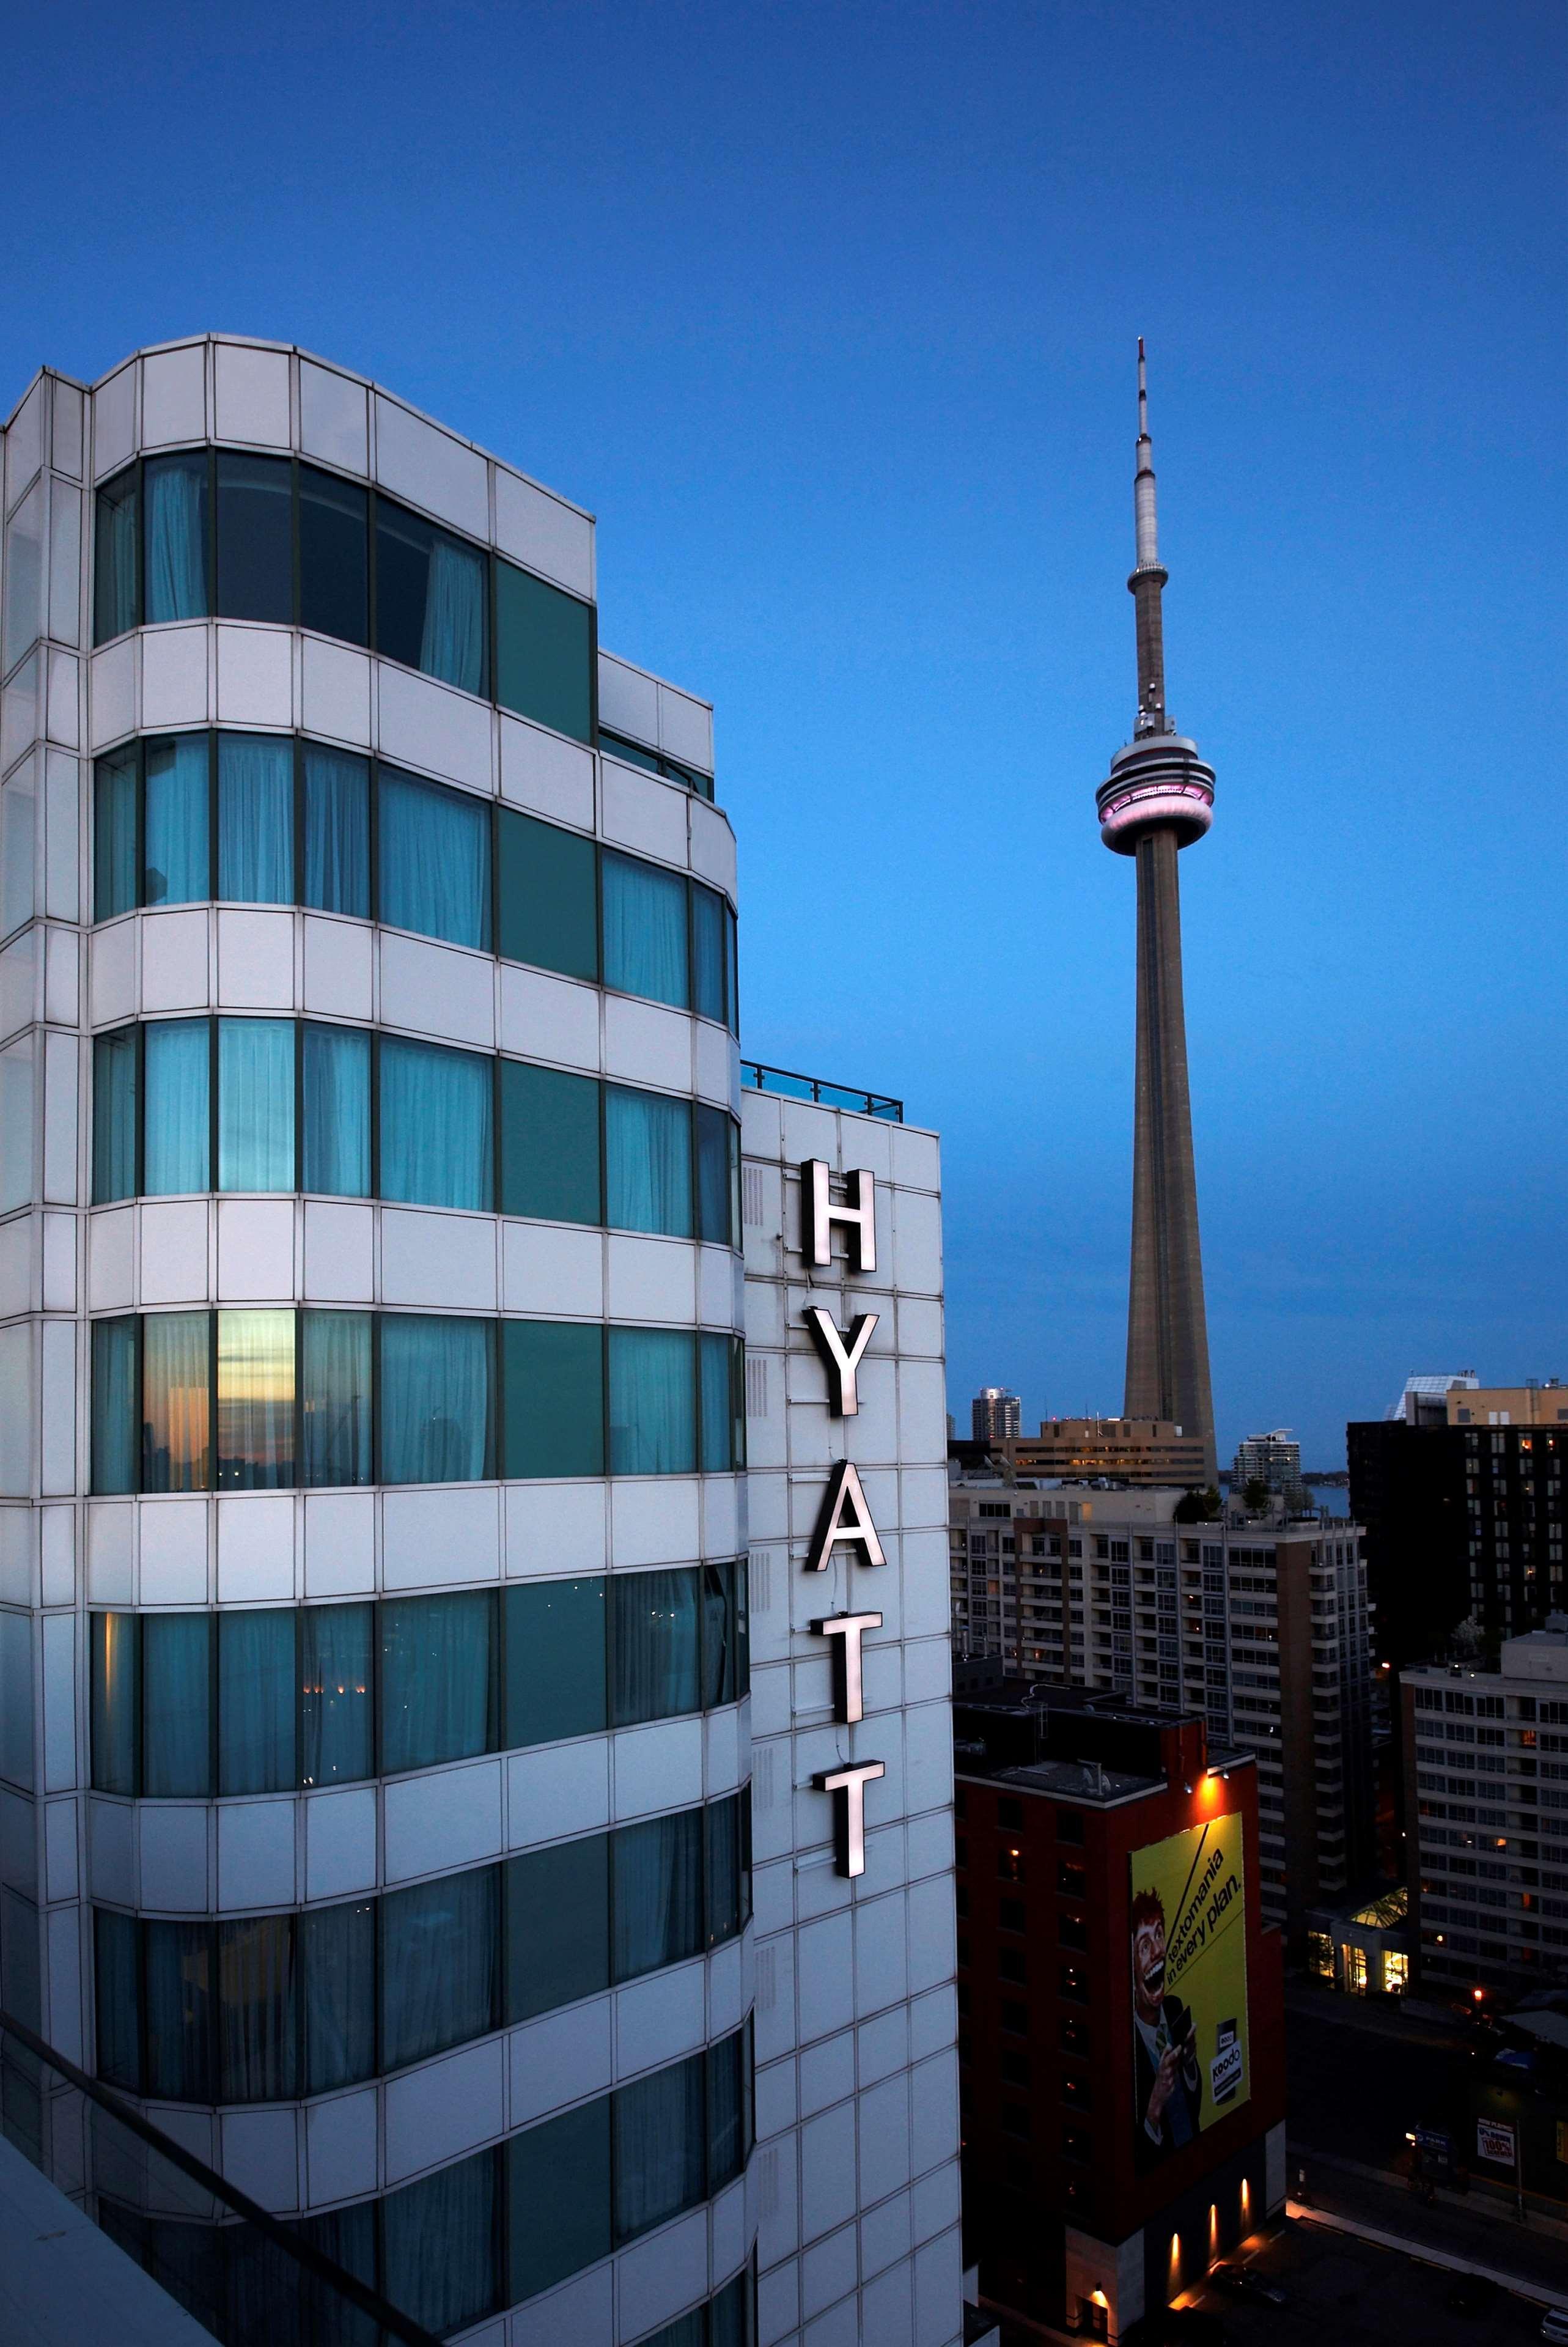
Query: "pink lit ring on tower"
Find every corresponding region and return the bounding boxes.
[1095,735,1216,853]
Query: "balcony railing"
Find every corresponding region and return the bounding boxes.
[740,1059,903,1121]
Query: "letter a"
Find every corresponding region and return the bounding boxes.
[805,1459,886,1572]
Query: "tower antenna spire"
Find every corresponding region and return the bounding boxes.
[1131,339,1168,734]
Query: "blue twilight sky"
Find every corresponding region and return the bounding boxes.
[4,2,1563,1467]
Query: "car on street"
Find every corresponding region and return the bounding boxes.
[1209,2264,1287,2308]
[1539,2308,1568,2345]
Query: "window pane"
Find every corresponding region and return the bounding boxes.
[142,1017,210,1194]
[91,1612,139,1793]
[499,1319,603,1481]
[299,466,368,646]
[701,1562,737,1709]
[218,1018,295,1190]
[726,905,739,1034]
[638,2316,702,2347]
[378,1591,495,1774]
[144,1920,213,2099]
[301,1899,377,2093]
[300,1310,372,1487]
[706,2029,745,2189]
[301,1023,370,1197]
[94,468,141,643]
[95,1909,141,2089]
[710,2271,751,2347]
[216,734,293,904]
[93,747,138,918]
[612,1808,702,1981]
[700,1333,734,1474]
[90,1318,138,1494]
[142,735,209,907]
[215,454,293,624]
[705,1795,742,1947]
[300,1602,374,1786]
[92,1027,139,1203]
[142,1310,211,1492]
[378,766,491,949]
[612,1568,700,1726]
[380,1313,494,1483]
[218,1609,295,1794]
[495,807,598,981]
[498,1059,600,1224]
[602,852,688,1009]
[218,1914,296,2099]
[504,1833,608,2021]
[374,501,488,698]
[494,561,592,742]
[502,1577,606,1746]
[141,1613,211,1796]
[216,1308,295,1490]
[606,1086,691,1237]
[382,2146,498,2338]
[598,730,661,776]
[608,1328,695,1476]
[613,2053,705,2241]
[694,1106,732,1248]
[381,1865,498,2069]
[144,455,209,624]
[302,743,370,916]
[379,1035,493,1210]
[0,761,33,941]
[506,2100,611,2302]
[692,885,727,1024]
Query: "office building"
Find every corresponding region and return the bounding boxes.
[1229,1432,1307,1515]
[953,1668,1286,2340]
[1003,1418,1208,1489]
[1404,1616,1568,1992]
[971,1390,1020,1445]
[0,338,962,2347]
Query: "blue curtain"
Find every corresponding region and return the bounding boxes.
[420,536,487,696]
[602,852,689,1009]
[142,736,208,906]
[380,1314,492,1484]
[218,1609,295,1794]
[302,1024,370,1197]
[382,2148,498,2337]
[379,1036,493,1210]
[381,1866,498,2070]
[705,1794,742,1944]
[709,2271,751,2347]
[141,1613,211,1796]
[706,2028,746,2187]
[300,1602,374,1785]
[612,1568,701,1726]
[144,456,208,624]
[612,1808,703,1981]
[691,885,727,1023]
[143,1920,212,2100]
[92,1028,139,1204]
[613,2054,705,2241]
[378,767,490,950]
[217,735,293,904]
[217,1915,296,2101]
[694,1105,733,1246]
[378,1591,493,1772]
[701,1563,736,1709]
[218,1019,294,1191]
[301,1311,372,1487]
[699,1333,734,1473]
[302,746,370,917]
[609,1328,696,1475]
[142,1018,210,1193]
[642,2315,704,2347]
[94,474,140,643]
[90,1319,138,1495]
[301,1900,377,2093]
[606,1086,692,1236]
[94,1909,141,2088]
[94,750,138,918]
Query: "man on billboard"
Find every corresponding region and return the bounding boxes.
[1132,1885,1203,2165]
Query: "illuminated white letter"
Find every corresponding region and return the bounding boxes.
[803,1306,878,1417]
[811,1610,883,1723]
[805,1460,887,1572]
[800,1160,877,1273]
[812,1759,886,1877]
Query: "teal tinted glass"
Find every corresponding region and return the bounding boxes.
[500,1319,605,1479]
[495,561,593,743]
[504,1833,609,2021]
[94,469,140,643]
[142,1018,210,1195]
[90,1319,138,1494]
[502,1577,606,1745]
[498,1059,600,1223]
[90,1612,138,1792]
[92,1027,139,1203]
[692,885,727,1023]
[93,748,138,918]
[495,806,598,981]
[506,2099,611,2302]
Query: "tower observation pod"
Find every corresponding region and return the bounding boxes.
[1098,343,1218,1486]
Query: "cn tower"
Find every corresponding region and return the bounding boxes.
[1095,342,1218,1486]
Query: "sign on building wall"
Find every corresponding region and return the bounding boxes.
[1129,1815,1250,2169]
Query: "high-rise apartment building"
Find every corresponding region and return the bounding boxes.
[0,339,962,2347]
[1003,1419,1208,1489]
[1229,1432,1306,1514]
[971,1390,1020,1445]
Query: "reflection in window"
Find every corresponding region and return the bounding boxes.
[300,1603,374,1787]
[379,1035,493,1211]
[379,1313,493,1483]
[609,1328,696,1475]
[90,1319,138,1495]
[301,1023,370,1197]
[144,455,209,625]
[215,454,292,624]
[218,1017,294,1190]
[300,1310,372,1487]
[606,1085,691,1237]
[94,468,140,643]
[90,1612,138,1794]
[142,735,208,905]
[299,467,369,646]
[142,1017,210,1194]
[379,1591,495,1775]
[603,850,688,1009]
[141,1311,210,1492]
[374,503,487,696]
[378,766,490,949]
[216,1308,295,1489]
[217,734,293,904]
[613,1568,701,1726]
[302,743,369,916]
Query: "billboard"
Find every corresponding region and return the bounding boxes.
[1130,1813,1250,2170]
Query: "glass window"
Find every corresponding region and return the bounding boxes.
[609,1328,696,1476]
[494,561,593,743]
[706,2028,747,2189]
[142,734,209,906]
[300,1310,372,1488]
[502,1577,606,1747]
[598,730,662,776]
[0,761,34,941]
[701,1563,738,1709]
[692,886,727,1025]
[216,734,293,904]
[374,501,488,698]
[602,852,688,1009]
[699,1334,736,1475]
[613,1808,703,1981]
[90,1317,138,1495]
[381,1865,498,2071]
[144,1920,213,2100]
[382,2146,498,2338]
[92,1026,139,1203]
[710,2272,753,2347]
[694,1105,734,1248]
[495,807,598,981]
[218,1018,295,1190]
[300,1603,374,1787]
[217,1610,295,1794]
[506,2101,610,2304]
[378,766,491,950]
[94,466,141,643]
[612,1568,701,1727]
[90,1613,138,1794]
[301,1023,370,1197]
[217,1914,296,2101]
[94,1909,141,2089]
[142,1017,210,1195]
[726,905,739,1035]
[144,454,210,625]
[606,1086,691,1237]
[500,1319,604,1481]
[498,1059,600,1224]
[505,1833,608,2021]
[705,1795,742,1947]
[378,1591,495,1774]
[215,454,293,624]
[299,467,368,646]
[301,1899,376,2094]
[142,1311,211,1492]
[613,2052,705,2241]
[302,743,370,916]
[141,1613,212,1796]
[94,746,138,918]
[216,1308,295,1490]
[378,1035,493,1211]
[380,1313,494,1483]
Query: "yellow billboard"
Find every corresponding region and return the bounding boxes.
[1130,1813,1250,2170]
